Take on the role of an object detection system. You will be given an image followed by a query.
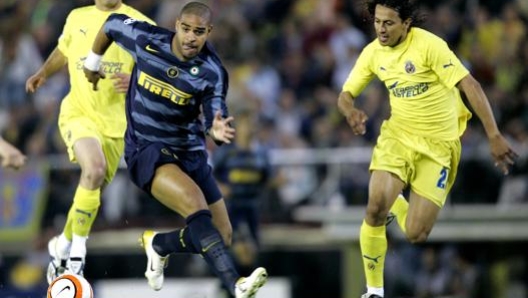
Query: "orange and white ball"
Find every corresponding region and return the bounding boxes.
[47,274,93,298]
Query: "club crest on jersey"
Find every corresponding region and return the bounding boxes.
[167,66,179,78]
[405,60,415,74]
[190,66,200,76]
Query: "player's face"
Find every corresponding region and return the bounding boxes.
[94,0,122,10]
[174,14,212,61]
[373,4,411,47]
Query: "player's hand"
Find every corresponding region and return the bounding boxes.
[0,141,27,169]
[489,134,518,175]
[345,108,368,135]
[111,73,131,93]
[83,67,106,91]
[210,111,235,144]
[25,72,46,93]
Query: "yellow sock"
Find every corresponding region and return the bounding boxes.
[69,186,100,237]
[390,194,409,234]
[360,220,387,288]
[64,206,75,240]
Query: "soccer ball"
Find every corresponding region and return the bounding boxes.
[47,274,93,298]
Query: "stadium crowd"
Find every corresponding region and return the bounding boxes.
[0,0,527,297]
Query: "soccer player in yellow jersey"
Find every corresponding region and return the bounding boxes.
[25,0,153,283]
[337,1,518,297]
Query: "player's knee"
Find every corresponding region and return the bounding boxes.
[406,226,431,244]
[80,163,106,187]
[365,201,390,224]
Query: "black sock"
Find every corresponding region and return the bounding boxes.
[152,227,198,256]
[187,210,240,295]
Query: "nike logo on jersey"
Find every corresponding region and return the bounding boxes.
[146,44,159,53]
[79,28,87,35]
[380,66,386,71]
[443,60,454,68]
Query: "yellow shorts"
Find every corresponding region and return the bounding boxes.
[58,108,124,184]
[370,121,461,207]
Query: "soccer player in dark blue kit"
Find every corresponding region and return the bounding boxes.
[213,110,273,278]
[82,2,267,297]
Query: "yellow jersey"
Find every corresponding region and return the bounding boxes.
[342,27,471,141]
[58,4,154,138]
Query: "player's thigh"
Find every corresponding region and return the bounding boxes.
[406,190,441,241]
[150,163,208,217]
[59,114,102,163]
[369,126,409,217]
[209,199,233,246]
[411,152,455,208]
[67,123,123,185]
[406,151,456,240]
[99,137,124,185]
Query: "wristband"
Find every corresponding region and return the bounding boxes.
[84,50,102,71]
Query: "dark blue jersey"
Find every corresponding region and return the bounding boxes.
[213,145,271,201]
[104,13,229,151]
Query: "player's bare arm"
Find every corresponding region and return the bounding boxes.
[0,138,27,169]
[338,91,368,135]
[110,73,131,93]
[457,74,518,174]
[209,111,235,144]
[83,26,113,90]
[26,47,67,93]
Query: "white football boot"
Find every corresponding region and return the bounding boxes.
[46,236,68,284]
[235,267,268,298]
[140,230,169,291]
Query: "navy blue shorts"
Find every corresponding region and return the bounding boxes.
[125,142,222,205]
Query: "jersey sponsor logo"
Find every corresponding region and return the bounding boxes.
[77,58,124,74]
[167,66,179,78]
[404,60,416,74]
[138,71,192,105]
[145,44,159,53]
[391,82,429,98]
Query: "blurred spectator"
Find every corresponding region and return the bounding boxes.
[415,246,453,298]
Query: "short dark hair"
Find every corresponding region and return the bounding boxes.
[180,1,212,22]
[365,0,425,27]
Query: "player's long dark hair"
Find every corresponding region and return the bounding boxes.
[364,0,426,28]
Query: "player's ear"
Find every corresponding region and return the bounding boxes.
[403,18,411,30]
[208,25,213,33]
